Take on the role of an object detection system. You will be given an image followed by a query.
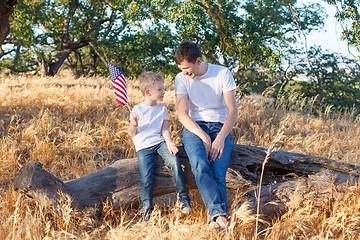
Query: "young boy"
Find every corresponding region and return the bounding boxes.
[128,71,192,221]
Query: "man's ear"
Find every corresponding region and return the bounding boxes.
[196,57,202,65]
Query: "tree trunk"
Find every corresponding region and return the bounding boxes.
[40,15,110,76]
[88,41,108,66]
[14,144,360,216]
[47,48,75,76]
[0,0,17,46]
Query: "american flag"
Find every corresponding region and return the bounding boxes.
[108,61,128,106]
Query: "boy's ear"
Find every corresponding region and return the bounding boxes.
[144,89,150,96]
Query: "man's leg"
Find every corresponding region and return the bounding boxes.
[210,133,232,213]
[182,127,227,221]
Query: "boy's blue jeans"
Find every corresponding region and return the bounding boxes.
[137,141,189,214]
[182,121,232,221]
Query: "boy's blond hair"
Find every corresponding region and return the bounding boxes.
[139,71,164,96]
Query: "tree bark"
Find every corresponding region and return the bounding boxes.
[14,144,359,216]
[0,0,17,46]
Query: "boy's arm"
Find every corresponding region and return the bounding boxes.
[127,116,138,138]
[161,120,178,155]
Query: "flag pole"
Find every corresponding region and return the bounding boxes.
[105,53,140,133]
[125,103,132,113]
[104,53,109,63]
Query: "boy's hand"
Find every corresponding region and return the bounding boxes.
[166,142,178,155]
[130,116,138,127]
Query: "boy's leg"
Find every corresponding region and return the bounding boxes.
[182,125,227,221]
[137,147,157,215]
[156,141,192,213]
[156,141,189,197]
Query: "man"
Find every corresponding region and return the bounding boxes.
[174,40,238,230]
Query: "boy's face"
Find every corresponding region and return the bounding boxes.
[177,57,201,79]
[148,81,165,102]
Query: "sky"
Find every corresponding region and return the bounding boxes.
[299,0,359,59]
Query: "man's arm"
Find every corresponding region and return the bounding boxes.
[209,90,238,162]
[176,94,212,155]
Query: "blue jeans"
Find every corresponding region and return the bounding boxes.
[182,122,232,221]
[137,141,189,214]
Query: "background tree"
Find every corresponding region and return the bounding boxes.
[166,0,325,93]
[0,0,17,46]
[2,0,325,80]
[110,25,178,77]
[2,0,359,114]
[2,0,173,76]
[327,0,360,54]
[1,0,41,72]
[285,46,360,112]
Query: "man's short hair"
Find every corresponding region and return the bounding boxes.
[139,71,164,96]
[174,40,202,64]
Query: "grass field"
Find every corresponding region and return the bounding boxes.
[1,72,360,239]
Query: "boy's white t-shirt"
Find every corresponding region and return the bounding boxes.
[130,103,169,152]
[175,63,237,123]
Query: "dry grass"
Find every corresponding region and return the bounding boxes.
[1,71,360,239]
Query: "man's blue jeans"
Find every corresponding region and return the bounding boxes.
[182,121,232,221]
[137,141,189,214]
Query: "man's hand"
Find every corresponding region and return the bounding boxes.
[207,90,238,162]
[208,135,225,162]
[201,133,212,158]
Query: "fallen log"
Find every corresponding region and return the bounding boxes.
[14,144,360,216]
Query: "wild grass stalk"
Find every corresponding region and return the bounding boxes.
[254,115,290,239]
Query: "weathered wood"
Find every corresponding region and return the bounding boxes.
[241,168,357,217]
[13,160,74,206]
[14,144,360,216]
[230,144,360,183]
[14,146,250,210]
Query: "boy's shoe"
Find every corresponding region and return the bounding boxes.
[140,209,151,223]
[178,194,192,214]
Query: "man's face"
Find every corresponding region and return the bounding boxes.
[177,58,201,79]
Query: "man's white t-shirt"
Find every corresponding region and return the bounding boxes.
[130,103,169,152]
[175,63,237,123]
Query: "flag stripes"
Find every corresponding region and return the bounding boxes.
[108,61,128,106]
